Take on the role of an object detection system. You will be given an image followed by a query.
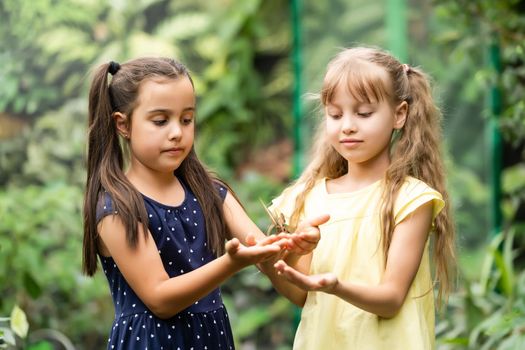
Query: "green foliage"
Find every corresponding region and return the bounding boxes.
[437,229,525,349]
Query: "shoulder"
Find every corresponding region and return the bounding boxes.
[96,191,119,223]
[269,178,324,219]
[394,177,444,225]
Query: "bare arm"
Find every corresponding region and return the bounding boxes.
[98,214,281,319]
[222,192,329,306]
[275,201,434,317]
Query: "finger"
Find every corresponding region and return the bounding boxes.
[275,262,312,289]
[225,238,240,254]
[306,214,330,227]
[297,229,321,241]
[245,233,256,246]
[285,240,309,255]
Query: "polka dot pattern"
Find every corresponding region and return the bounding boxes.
[97,181,233,349]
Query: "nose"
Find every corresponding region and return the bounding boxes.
[168,121,182,141]
[341,114,356,134]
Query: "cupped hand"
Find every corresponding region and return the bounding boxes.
[274,259,338,293]
[225,237,284,268]
[286,214,330,255]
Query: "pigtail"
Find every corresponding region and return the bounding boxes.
[176,149,229,257]
[82,63,149,276]
[383,67,456,306]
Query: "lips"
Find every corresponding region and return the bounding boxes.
[162,147,184,154]
[340,139,363,148]
[340,139,362,144]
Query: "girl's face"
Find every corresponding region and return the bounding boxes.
[119,77,196,175]
[325,81,406,169]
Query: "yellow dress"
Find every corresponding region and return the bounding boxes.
[270,176,444,350]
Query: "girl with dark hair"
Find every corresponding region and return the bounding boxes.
[82,57,327,349]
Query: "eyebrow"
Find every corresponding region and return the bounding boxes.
[146,107,196,115]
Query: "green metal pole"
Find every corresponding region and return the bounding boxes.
[291,0,303,179]
[488,36,503,235]
[386,0,408,62]
[290,0,303,333]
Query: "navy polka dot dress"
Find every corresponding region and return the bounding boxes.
[97,180,234,350]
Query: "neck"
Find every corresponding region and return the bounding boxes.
[126,163,180,201]
[345,150,390,186]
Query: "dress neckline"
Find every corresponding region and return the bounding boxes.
[322,177,382,198]
[140,179,189,210]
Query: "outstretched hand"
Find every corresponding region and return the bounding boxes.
[274,259,338,293]
[225,237,284,268]
[285,214,330,255]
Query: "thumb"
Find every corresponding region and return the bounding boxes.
[245,233,256,246]
[225,238,240,254]
[307,214,330,227]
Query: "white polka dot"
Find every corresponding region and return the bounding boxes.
[178,249,182,253]
[136,336,140,341]
[149,214,153,218]
[193,210,196,214]
[167,237,170,241]
[169,261,172,265]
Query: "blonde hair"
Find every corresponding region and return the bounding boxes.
[288,47,455,307]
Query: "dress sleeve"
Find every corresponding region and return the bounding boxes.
[394,178,445,226]
[213,181,228,202]
[96,191,118,223]
[268,182,305,223]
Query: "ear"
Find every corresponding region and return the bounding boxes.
[393,101,408,130]
[113,112,130,138]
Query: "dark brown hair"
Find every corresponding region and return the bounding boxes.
[83,57,229,276]
[289,47,455,306]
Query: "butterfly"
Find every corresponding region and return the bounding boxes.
[260,199,290,235]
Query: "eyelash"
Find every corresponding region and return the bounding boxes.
[153,119,167,126]
[152,116,193,126]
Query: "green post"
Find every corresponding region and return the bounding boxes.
[386,0,407,62]
[291,0,303,179]
[488,36,503,235]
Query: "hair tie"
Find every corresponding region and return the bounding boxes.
[108,61,121,75]
[402,63,411,74]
